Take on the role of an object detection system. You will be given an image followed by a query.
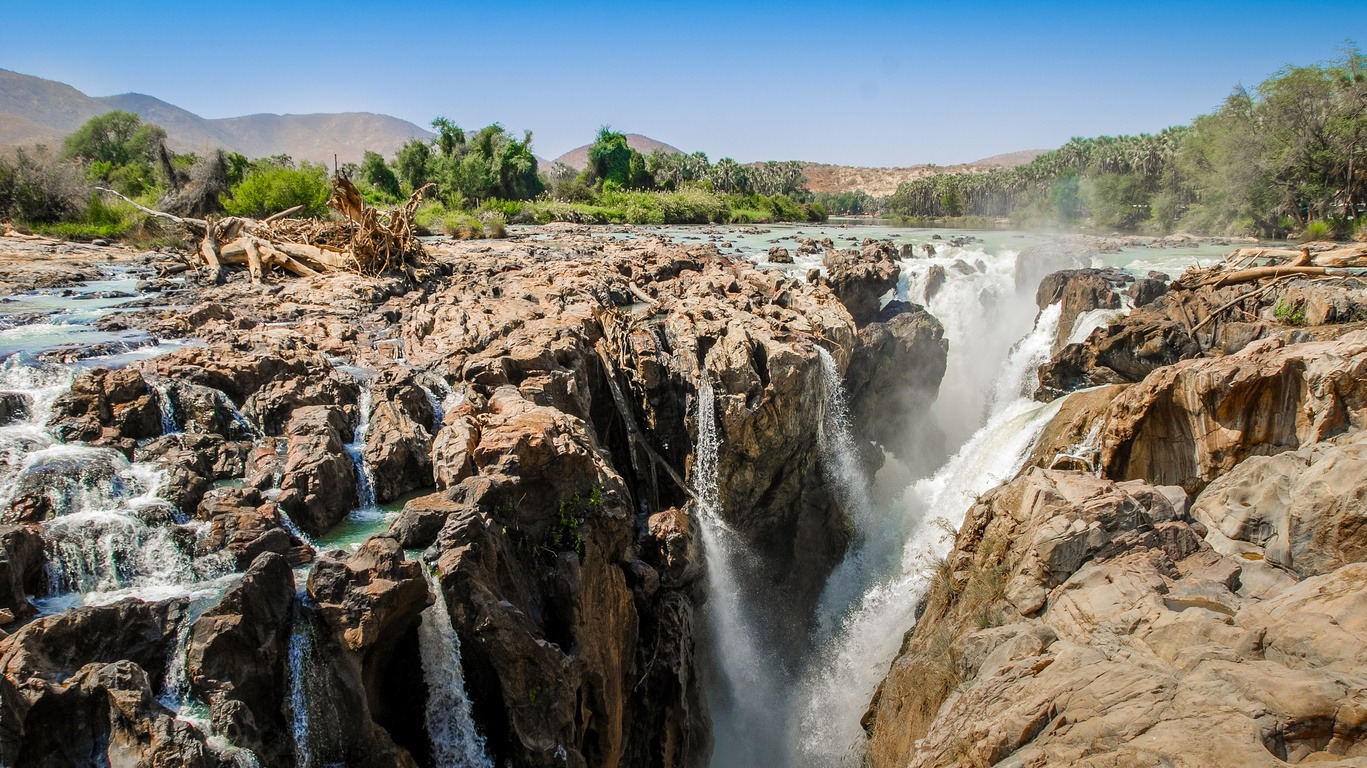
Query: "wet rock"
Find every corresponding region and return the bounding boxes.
[187,551,295,765]
[48,366,161,449]
[0,391,31,426]
[845,301,948,463]
[1034,268,1124,350]
[0,597,204,766]
[308,536,430,652]
[824,241,900,326]
[277,405,359,537]
[197,487,295,568]
[138,432,251,513]
[767,246,793,263]
[0,524,44,623]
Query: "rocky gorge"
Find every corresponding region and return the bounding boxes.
[0,223,1364,768]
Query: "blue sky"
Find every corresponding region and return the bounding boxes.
[6,0,1363,165]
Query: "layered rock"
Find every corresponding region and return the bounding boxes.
[864,468,1367,768]
[1033,267,1127,351]
[1101,332,1367,494]
[47,366,161,452]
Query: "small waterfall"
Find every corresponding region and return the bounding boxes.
[343,385,376,510]
[812,348,891,639]
[694,380,785,768]
[418,568,492,768]
[985,302,1063,416]
[152,378,180,434]
[159,610,195,710]
[287,607,317,768]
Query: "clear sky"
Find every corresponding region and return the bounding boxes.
[5,0,1363,166]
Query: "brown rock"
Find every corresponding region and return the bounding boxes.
[824,241,900,326]
[277,405,359,537]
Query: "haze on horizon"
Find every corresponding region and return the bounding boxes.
[6,0,1363,166]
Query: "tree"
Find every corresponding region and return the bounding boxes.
[62,111,168,196]
[361,151,401,200]
[222,159,331,218]
[395,139,432,191]
[585,127,634,188]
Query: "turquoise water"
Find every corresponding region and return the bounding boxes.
[312,488,432,552]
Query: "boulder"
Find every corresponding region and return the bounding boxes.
[308,536,430,652]
[823,241,900,326]
[47,366,161,450]
[363,368,437,503]
[0,524,45,623]
[1192,429,1367,579]
[767,246,793,264]
[0,391,31,426]
[844,301,947,462]
[197,487,296,568]
[187,552,296,765]
[1034,268,1124,350]
[277,405,359,536]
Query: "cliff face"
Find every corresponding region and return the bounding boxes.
[865,271,1367,768]
[0,231,945,767]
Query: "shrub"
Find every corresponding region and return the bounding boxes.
[1273,297,1307,325]
[1298,219,1336,243]
[481,211,507,238]
[0,147,91,223]
[222,161,331,218]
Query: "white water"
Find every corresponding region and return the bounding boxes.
[812,348,893,641]
[791,245,1073,765]
[342,378,377,510]
[152,378,181,434]
[694,380,787,768]
[288,610,317,768]
[418,568,492,768]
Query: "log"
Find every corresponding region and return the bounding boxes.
[199,219,225,285]
[1207,265,1327,288]
[244,237,265,284]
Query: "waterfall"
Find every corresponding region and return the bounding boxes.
[343,384,376,510]
[794,245,1074,766]
[694,380,786,768]
[152,378,180,434]
[811,348,892,640]
[159,609,195,710]
[287,607,317,768]
[418,568,492,768]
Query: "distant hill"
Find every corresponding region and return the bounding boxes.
[553,134,682,171]
[799,148,1053,197]
[966,149,1049,168]
[0,68,433,165]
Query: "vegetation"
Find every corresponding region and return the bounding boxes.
[221,157,332,218]
[888,46,1367,237]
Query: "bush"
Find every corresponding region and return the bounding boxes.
[481,211,507,238]
[0,148,92,223]
[222,161,331,218]
[1273,297,1307,325]
[1298,219,1336,242]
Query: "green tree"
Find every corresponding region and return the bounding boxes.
[62,111,167,196]
[395,139,431,191]
[585,127,634,188]
[360,150,401,200]
[222,159,331,218]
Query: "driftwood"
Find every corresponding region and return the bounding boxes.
[97,176,432,283]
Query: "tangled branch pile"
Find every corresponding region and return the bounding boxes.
[99,175,433,283]
[1173,243,1367,290]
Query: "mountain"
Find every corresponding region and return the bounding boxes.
[0,68,433,165]
[798,148,1052,197]
[966,148,1049,168]
[553,134,683,171]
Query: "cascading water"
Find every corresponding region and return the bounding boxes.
[793,246,1070,765]
[418,567,492,768]
[693,379,787,768]
[287,599,342,768]
[0,360,232,609]
[812,348,893,639]
[344,384,376,510]
[152,378,181,434]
